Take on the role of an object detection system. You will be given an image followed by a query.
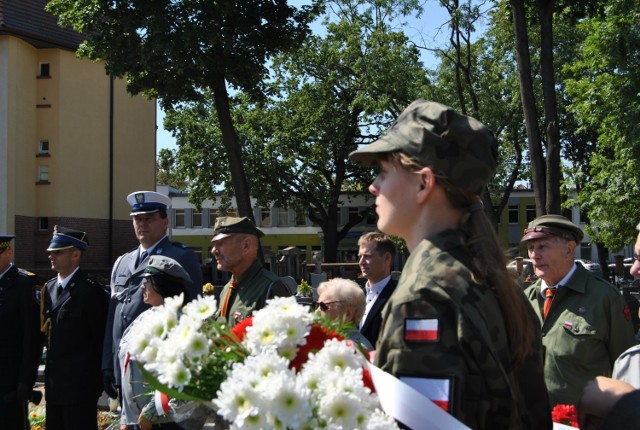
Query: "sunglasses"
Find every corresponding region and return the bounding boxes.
[317,301,341,312]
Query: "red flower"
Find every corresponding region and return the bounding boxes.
[230,317,253,342]
[551,404,579,427]
[290,324,343,371]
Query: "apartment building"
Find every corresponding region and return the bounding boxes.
[0,0,156,272]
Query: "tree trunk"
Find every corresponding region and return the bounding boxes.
[537,0,562,214]
[510,0,547,215]
[211,73,255,222]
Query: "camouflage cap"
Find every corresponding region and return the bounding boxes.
[349,100,498,195]
[520,214,584,243]
[211,216,264,242]
[142,255,192,283]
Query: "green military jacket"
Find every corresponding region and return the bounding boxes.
[375,229,550,430]
[524,265,636,407]
[216,259,290,328]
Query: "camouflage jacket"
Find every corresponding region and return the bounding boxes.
[374,229,551,429]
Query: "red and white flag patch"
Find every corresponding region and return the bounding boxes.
[404,318,439,342]
[401,376,451,412]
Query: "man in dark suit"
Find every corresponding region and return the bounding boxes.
[0,234,43,430]
[41,226,109,430]
[357,232,397,346]
[102,191,203,400]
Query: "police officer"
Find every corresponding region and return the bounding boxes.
[522,214,636,407]
[0,235,42,430]
[102,191,203,400]
[211,216,290,327]
[41,226,109,430]
[350,100,551,429]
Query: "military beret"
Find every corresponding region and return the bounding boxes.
[127,191,172,216]
[0,234,15,250]
[349,100,498,195]
[211,216,264,242]
[142,255,192,283]
[46,225,89,251]
[520,214,584,243]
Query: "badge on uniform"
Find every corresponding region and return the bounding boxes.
[234,311,243,322]
[404,318,439,342]
[400,376,452,412]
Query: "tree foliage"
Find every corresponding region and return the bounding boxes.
[47,0,321,221]
[564,0,640,250]
[163,0,428,261]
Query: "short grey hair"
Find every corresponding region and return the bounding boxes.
[317,278,366,324]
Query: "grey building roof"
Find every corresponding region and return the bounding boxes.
[0,0,84,50]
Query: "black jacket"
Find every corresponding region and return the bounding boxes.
[359,278,397,347]
[42,269,108,404]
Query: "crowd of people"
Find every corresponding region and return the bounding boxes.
[2,99,640,429]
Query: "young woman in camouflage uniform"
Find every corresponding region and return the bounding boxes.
[349,100,551,429]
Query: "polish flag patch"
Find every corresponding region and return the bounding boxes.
[401,376,451,412]
[404,318,439,342]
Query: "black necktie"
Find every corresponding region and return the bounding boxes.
[137,250,148,268]
[56,283,64,303]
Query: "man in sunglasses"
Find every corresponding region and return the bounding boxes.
[0,234,43,430]
[522,214,635,407]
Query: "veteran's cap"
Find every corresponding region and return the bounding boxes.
[127,191,172,216]
[0,234,15,250]
[520,214,584,243]
[47,225,89,251]
[349,100,498,195]
[142,255,192,283]
[211,216,264,242]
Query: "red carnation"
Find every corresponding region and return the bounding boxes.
[290,324,343,372]
[551,404,578,427]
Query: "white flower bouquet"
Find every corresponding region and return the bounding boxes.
[127,294,399,429]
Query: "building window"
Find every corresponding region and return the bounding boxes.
[192,210,202,228]
[260,208,272,227]
[348,207,360,223]
[526,205,536,223]
[38,217,49,231]
[277,208,289,226]
[38,139,50,155]
[39,63,50,77]
[37,165,49,182]
[174,209,185,228]
[208,209,217,228]
[508,205,519,224]
[295,209,307,226]
[580,244,592,261]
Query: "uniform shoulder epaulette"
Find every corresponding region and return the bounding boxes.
[17,267,37,277]
[172,241,189,249]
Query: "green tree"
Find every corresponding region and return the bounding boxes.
[565,0,640,250]
[164,0,428,261]
[47,0,321,221]
[157,148,188,191]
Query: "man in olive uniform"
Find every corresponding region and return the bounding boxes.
[41,226,109,430]
[211,217,291,327]
[0,235,43,430]
[522,215,636,407]
[102,191,203,399]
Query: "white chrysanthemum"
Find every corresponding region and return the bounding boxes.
[245,296,313,355]
[163,293,184,313]
[181,328,210,359]
[260,370,312,429]
[308,338,367,372]
[183,294,217,321]
[137,337,161,364]
[366,408,401,430]
[317,389,366,429]
[159,359,191,390]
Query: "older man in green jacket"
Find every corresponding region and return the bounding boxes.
[522,215,636,407]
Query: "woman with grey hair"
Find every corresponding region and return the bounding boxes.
[316,278,374,351]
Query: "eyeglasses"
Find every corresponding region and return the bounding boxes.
[316,301,341,312]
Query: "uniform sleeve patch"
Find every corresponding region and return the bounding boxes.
[400,376,451,412]
[404,318,439,342]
